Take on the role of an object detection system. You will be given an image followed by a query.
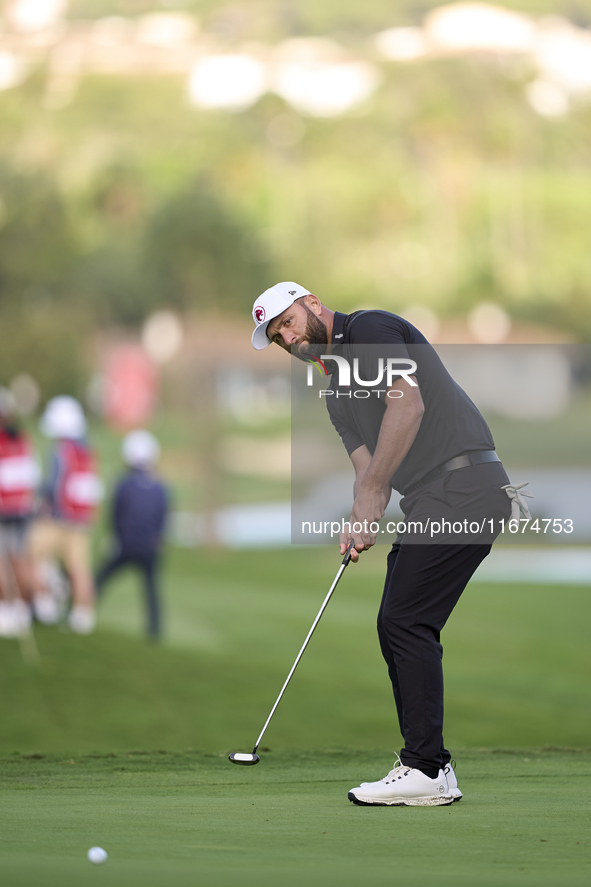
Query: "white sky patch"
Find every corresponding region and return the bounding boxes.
[425,2,536,54]
[188,54,267,110]
[5,0,67,32]
[0,52,28,90]
[271,59,379,117]
[375,27,431,61]
[533,18,591,96]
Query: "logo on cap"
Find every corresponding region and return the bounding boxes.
[254,306,266,324]
[289,290,296,295]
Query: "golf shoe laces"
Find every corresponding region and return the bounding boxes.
[361,755,412,786]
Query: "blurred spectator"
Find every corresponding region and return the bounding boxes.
[95,430,168,641]
[29,396,102,634]
[0,387,38,638]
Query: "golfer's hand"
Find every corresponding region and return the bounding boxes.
[339,535,364,562]
[339,486,390,561]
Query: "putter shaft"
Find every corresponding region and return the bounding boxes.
[252,540,355,754]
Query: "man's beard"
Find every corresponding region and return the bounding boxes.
[292,305,328,361]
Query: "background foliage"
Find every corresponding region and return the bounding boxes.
[2,1,591,397]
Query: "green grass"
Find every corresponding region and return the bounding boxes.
[1,748,590,887]
[1,546,590,885]
[1,546,590,752]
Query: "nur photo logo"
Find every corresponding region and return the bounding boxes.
[303,353,418,398]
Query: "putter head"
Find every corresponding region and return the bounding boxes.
[229,752,260,765]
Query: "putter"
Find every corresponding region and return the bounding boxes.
[229,539,356,765]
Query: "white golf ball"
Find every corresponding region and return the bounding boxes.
[87,846,108,865]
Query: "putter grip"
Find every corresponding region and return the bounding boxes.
[342,539,356,565]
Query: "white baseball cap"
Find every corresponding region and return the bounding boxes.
[40,396,87,439]
[122,429,160,468]
[251,281,311,350]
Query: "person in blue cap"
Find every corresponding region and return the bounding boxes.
[95,430,169,640]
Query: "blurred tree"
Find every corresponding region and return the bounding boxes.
[137,178,270,317]
[74,176,271,323]
[0,165,76,309]
[0,164,89,399]
[0,305,90,400]
[70,162,150,325]
[2,13,591,341]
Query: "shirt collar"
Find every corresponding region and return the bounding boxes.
[331,312,347,345]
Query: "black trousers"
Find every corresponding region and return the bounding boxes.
[377,461,511,773]
[95,551,161,639]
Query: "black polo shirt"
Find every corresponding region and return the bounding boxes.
[325,310,495,495]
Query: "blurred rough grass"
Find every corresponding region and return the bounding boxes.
[1,546,589,752]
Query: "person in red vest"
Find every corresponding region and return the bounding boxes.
[29,396,103,634]
[0,387,39,638]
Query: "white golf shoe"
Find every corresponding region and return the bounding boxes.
[444,761,463,801]
[68,606,96,635]
[348,761,453,807]
[12,599,32,636]
[0,600,32,637]
[33,593,61,625]
[0,602,18,638]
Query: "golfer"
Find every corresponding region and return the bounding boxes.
[252,281,526,807]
